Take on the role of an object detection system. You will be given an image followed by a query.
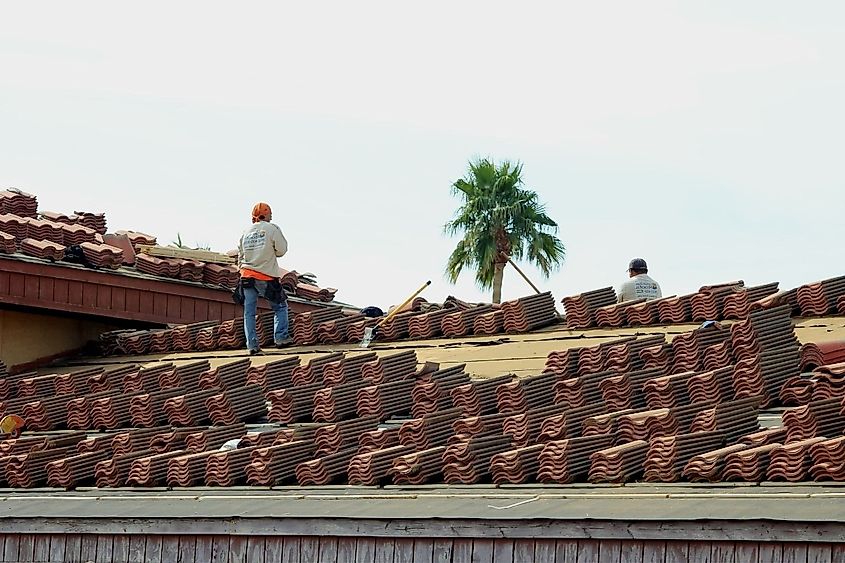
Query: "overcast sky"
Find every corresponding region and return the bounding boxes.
[1,2,843,310]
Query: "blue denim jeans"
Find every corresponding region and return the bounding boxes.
[243,279,289,351]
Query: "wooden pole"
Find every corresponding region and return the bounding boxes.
[507,259,542,295]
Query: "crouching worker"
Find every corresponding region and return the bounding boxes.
[238,202,292,355]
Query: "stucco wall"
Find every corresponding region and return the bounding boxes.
[0,308,120,370]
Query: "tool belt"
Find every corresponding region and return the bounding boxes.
[264,279,287,305]
[232,277,287,305]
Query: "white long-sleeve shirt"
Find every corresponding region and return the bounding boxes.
[238,221,288,278]
[618,273,662,303]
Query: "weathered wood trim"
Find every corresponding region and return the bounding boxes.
[0,518,840,543]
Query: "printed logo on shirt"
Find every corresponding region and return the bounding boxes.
[242,230,267,251]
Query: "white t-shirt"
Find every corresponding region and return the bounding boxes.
[238,221,288,278]
[618,274,662,303]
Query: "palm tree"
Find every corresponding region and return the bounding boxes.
[444,158,565,303]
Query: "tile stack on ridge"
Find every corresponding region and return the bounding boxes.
[797,275,845,317]
[134,253,181,278]
[0,213,28,242]
[730,305,800,407]
[595,299,645,328]
[295,283,337,302]
[689,397,761,442]
[245,440,317,486]
[0,230,16,253]
[19,238,65,261]
[392,446,449,485]
[79,242,124,269]
[292,308,344,345]
[348,444,416,485]
[296,446,358,486]
[561,287,617,329]
[682,443,749,482]
[451,374,515,417]
[72,211,107,234]
[722,282,780,319]
[722,443,781,481]
[207,385,267,425]
[442,433,513,484]
[800,341,845,371]
[687,366,736,405]
[490,443,545,484]
[441,304,496,338]
[782,398,845,443]
[536,434,615,483]
[408,308,454,339]
[600,366,666,411]
[659,294,697,324]
[643,431,725,482]
[0,188,38,216]
[472,308,505,335]
[316,313,366,344]
[766,437,829,482]
[809,436,845,480]
[412,366,470,418]
[588,440,649,483]
[59,222,99,246]
[399,409,462,450]
[315,417,380,455]
[625,296,674,326]
[23,217,65,245]
[498,371,558,413]
[502,292,558,332]
[690,281,744,321]
[203,263,239,288]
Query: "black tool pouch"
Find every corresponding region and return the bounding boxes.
[265,279,287,304]
[232,278,248,305]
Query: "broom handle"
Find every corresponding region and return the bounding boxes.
[378,280,431,328]
[507,259,542,294]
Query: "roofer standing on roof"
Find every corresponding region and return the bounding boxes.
[618,258,662,303]
[238,202,291,355]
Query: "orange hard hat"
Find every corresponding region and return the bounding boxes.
[252,202,272,222]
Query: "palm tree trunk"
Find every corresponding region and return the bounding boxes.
[492,261,505,304]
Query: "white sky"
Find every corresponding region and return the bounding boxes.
[1,1,843,310]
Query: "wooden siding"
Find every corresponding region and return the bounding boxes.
[0,535,837,562]
[0,256,324,325]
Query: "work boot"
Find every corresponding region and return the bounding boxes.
[249,348,263,356]
[274,337,294,349]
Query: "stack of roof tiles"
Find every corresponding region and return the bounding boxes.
[595,299,646,328]
[796,275,845,317]
[643,431,725,482]
[23,218,65,244]
[293,308,345,344]
[657,294,695,324]
[134,253,181,278]
[0,188,38,216]
[722,282,780,319]
[800,341,845,371]
[502,292,558,332]
[730,306,800,406]
[71,211,107,234]
[79,242,124,269]
[690,281,744,321]
[0,231,15,253]
[19,238,65,260]
[441,305,496,337]
[316,313,366,344]
[294,283,337,302]
[202,263,239,288]
[561,287,617,329]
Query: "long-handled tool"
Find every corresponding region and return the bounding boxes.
[507,258,541,294]
[361,280,431,348]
